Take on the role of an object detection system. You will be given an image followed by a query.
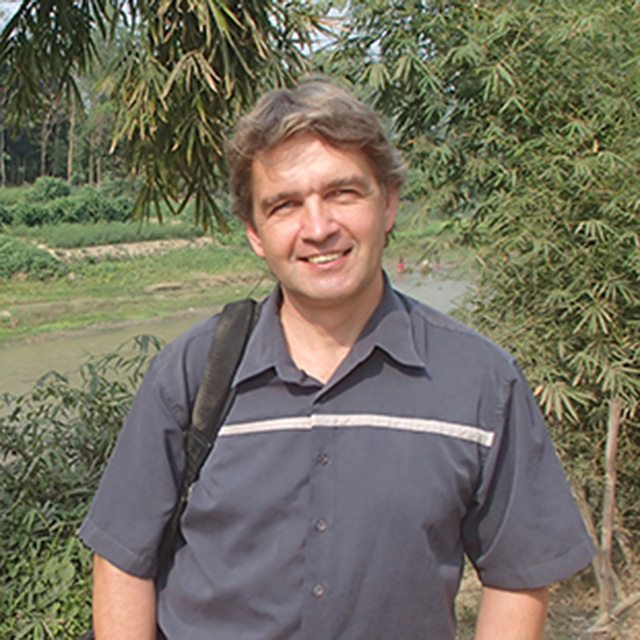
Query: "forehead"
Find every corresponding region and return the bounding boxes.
[251,134,379,192]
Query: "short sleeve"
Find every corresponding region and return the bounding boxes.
[462,363,595,589]
[78,317,217,577]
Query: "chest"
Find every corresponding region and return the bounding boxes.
[185,364,488,558]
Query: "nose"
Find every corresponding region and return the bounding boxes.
[300,196,338,243]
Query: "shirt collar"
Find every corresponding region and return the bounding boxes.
[347,274,427,372]
[233,287,292,385]
[234,275,427,386]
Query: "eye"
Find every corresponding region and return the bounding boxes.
[269,200,297,216]
[329,187,360,201]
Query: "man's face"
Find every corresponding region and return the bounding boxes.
[245,133,397,315]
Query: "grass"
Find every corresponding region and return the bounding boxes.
[0,241,272,344]
[0,212,464,345]
[8,219,204,248]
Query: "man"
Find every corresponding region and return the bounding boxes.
[80,78,595,639]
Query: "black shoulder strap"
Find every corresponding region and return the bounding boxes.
[156,298,257,571]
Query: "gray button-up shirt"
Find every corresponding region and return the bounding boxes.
[80,281,594,639]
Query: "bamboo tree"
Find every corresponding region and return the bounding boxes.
[329,0,640,626]
[1,0,326,228]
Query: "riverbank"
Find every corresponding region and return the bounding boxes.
[0,266,469,399]
[0,228,472,397]
[0,238,271,345]
[0,223,468,346]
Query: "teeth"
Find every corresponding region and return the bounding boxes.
[307,252,343,264]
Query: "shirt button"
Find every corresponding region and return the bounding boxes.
[316,453,330,466]
[315,518,328,533]
[312,583,325,598]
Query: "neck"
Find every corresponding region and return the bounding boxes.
[279,277,384,384]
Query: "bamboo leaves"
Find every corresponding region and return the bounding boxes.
[329,0,640,541]
[1,0,322,229]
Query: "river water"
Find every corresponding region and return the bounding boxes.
[0,272,469,398]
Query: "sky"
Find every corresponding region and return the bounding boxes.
[0,1,19,28]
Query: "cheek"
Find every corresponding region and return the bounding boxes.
[354,215,390,247]
[259,224,298,261]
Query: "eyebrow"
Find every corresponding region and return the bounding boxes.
[259,175,374,213]
[260,190,301,213]
[326,175,373,194]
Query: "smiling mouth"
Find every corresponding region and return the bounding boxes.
[305,250,348,265]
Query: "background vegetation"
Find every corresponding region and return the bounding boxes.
[0,338,159,638]
[323,1,640,629]
[1,0,638,636]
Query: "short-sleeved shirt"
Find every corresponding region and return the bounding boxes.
[80,281,595,639]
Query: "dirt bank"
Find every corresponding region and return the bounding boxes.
[45,236,215,261]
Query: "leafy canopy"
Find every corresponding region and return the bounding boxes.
[329,0,640,529]
[1,0,325,229]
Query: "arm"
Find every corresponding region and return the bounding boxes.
[474,585,550,640]
[92,554,157,640]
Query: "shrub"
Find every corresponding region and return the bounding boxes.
[10,188,130,226]
[104,195,134,222]
[0,337,161,638]
[60,188,107,224]
[0,235,68,279]
[10,201,51,227]
[43,198,68,224]
[98,177,141,200]
[0,205,11,226]
[0,184,32,206]
[31,176,71,202]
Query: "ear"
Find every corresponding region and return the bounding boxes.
[244,219,265,258]
[383,186,399,233]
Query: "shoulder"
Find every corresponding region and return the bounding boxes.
[398,290,517,376]
[389,290,527,427]
[139,313,221,425]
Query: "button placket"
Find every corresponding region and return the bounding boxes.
[304,410,335,632]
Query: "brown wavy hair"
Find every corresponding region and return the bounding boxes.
[227,77,406,223]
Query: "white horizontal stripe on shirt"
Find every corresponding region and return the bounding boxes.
[219,414,494,447]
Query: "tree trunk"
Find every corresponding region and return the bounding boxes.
[88,144,94,185]
[40,109,52,176]
[597,396,622,621]
[67,99,75,181]
[0,120,5,189]
[96,154,102,185]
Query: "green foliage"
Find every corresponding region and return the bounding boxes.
[0,184,33,206]
[0,336,161,637]
[31,176,71,202]
[0,205,10,226]
[10,202,51,227]
[97,176,142,201]
[1,0,327,230]
[330,0,640,535]
[12,219,204,248]
[6,185,135,227]
[104,196,136,223]
[0,0,112,121]
[57,187,112,224]
[0,235,68,279]
[66,240,262,283]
